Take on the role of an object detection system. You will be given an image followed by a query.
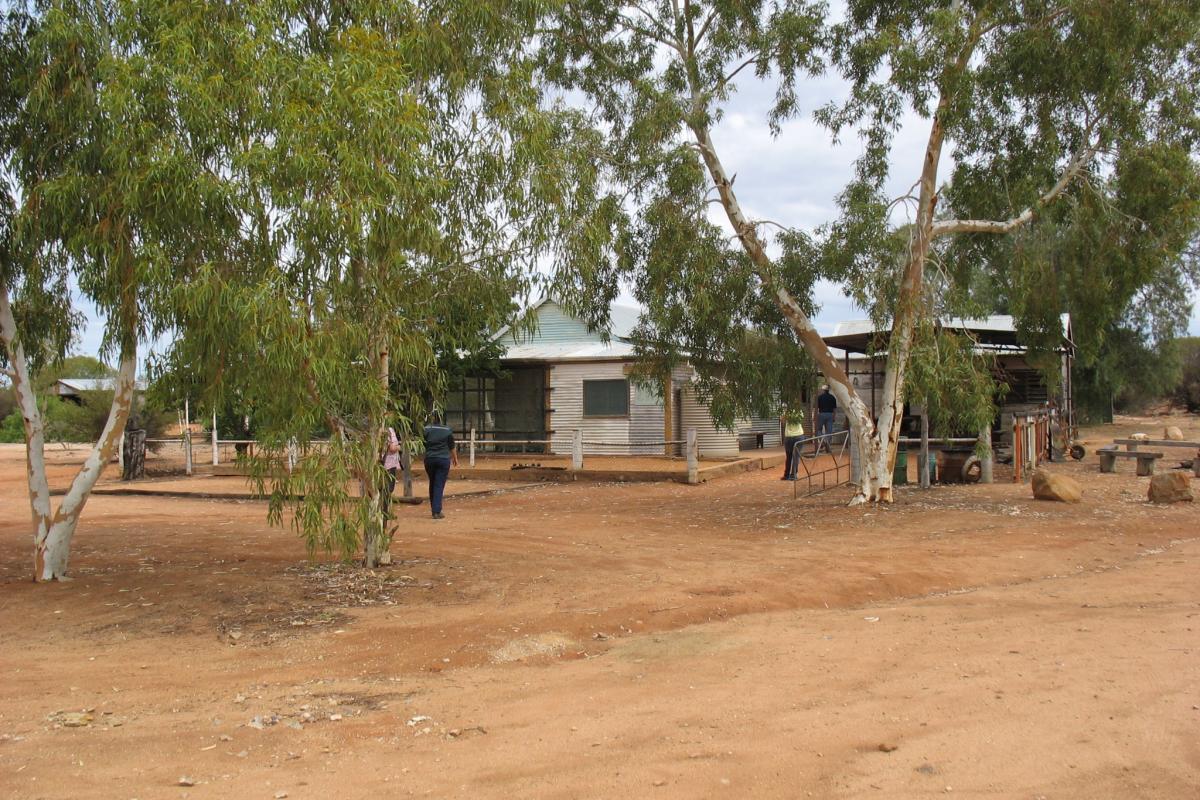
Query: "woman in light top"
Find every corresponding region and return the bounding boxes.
[781,407,805,481]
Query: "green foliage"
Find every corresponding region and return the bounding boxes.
[1173,337,1200,414]
[58,0,619,560]
[905,324,1004,440]
[0,408,22,442]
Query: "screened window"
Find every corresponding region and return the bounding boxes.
[583,379,629,417]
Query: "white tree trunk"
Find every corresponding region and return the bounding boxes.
[690,122,886,503]
[37,352,137,580]
[1,276,139,580]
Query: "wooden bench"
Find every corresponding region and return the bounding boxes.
[1098,446,1164,476]
[1111,439,1200,477]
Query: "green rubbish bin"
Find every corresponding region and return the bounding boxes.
[892,446,908,485]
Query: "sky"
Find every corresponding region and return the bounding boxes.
[69,36,1200,366]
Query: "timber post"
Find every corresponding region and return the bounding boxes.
[918,404,930,489]
[572,429,583,470]
[401,443,413,499]
[211,411,218,466]
[184,430,193,476]
[469,427,476,468]
[686,427,698,484]
[662,376,673,457]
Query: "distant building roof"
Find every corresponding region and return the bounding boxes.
[54,377,147,396]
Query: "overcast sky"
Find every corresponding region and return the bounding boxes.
[70,47,1200,366]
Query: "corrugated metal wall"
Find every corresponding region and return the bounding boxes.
[743,414,782,448]
[548,362,632,454]
[680,385,739,457]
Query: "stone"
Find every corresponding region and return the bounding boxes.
[1164,426,1185,441]
[177,777,196,787]
[1031,469,1082,503]
[1148,472,1193,504]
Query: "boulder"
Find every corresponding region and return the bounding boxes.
[1164,426,1185,441]
[1031,468,1083,503]
[1148,472,1194,504]
[1130,432,1150,441]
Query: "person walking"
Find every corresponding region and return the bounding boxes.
[422,414,458,519]
[815,385,837,455]
[780,407,806,481]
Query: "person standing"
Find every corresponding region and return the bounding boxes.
[422,414,458,519]
[780,407,806,481]
[815,385,837,454]
[382,424,401,515]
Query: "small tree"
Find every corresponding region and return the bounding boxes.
[148,0,613,566]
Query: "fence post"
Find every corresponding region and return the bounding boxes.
[470,427,476,468]
[918,405,930,489]
[686,427,698,484]
[572,429,583,470]
[287,439,297,473]
[184,430,193,476]
[979,424,994,484]
[118,429,125,472]
[401,441,413,499]
[211,411,219,466]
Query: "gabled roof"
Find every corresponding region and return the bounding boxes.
[496,298,643,362]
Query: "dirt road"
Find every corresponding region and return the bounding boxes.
[1,415,1197,798]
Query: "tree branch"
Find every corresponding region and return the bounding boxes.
[930,145,1098,237]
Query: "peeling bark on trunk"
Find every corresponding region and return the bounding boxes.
[689,122,885,503]
[37,352,137,581]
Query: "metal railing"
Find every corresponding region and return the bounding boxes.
[792,429,852,498]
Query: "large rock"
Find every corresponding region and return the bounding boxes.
[1031,468,1083,503]
[1148,472,1194,504]
[1164,426,1185,441]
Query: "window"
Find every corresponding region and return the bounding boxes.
[583,379,629,417]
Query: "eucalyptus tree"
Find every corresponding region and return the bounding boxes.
[542,1,1200,502]
[1,2,236,581]
[151,0,614,566]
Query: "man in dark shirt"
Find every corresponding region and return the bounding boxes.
[422,415,458,519]
[815,385,837,455]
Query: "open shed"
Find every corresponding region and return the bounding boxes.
[822,315,1076,447]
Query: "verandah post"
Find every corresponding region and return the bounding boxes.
[184,430,193,476]
[686,427,698,484]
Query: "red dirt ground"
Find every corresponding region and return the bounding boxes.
[1,414,1198,799]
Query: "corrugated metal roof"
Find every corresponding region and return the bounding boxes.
[499,299,643,362]
[55,377,147,394]
[503,340,638,362]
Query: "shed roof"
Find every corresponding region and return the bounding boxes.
[824,315,1073,355]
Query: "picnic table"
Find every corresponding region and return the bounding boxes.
[1101,438,1200,477]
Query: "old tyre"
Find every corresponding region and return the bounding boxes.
[961,455,982,483]
[1069,444,1086,461]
